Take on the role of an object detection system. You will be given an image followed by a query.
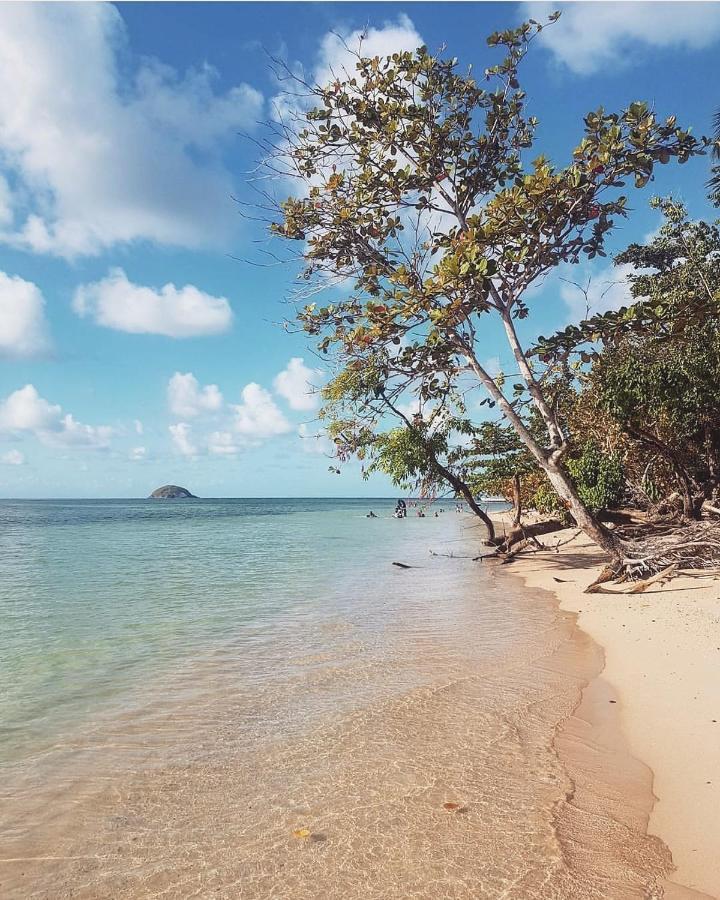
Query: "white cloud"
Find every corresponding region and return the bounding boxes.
[0,270,51,358]
[298,423,335,456]
[163,376,302,455]
[561,264,635,323]
[134,419,144,435]
[271,16,423,200]
[0,384,60,432]
[0,3,263,257]
[271,15,422,122]
[231,383,291,440]
[1,449,24,466]
[273,357,322,411]
[168,372,223,418]
[313,15,423,90]
[169,422,196,457]
[0,384,112,449]
[0,176,13,227]
[73,269,232,338]
[527,2,720,74]
[483,356,502,378]
[395,396,424,421]
[57,414,114,449]
[130,446,146,461]
[208,431,239,456]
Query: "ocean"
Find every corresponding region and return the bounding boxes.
[0,498,672,898]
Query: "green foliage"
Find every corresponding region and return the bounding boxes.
[366,425,448,489]
[566,442,625,513]
[535,199,720,359]
[531,479,567,518]
[538,200,720,513]
[269,15,710,533]
[465,420,538,501]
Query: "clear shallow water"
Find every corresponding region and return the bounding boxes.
[0,499,674,898]
[0,497,472,763]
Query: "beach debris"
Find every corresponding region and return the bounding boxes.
[443,802,460,811]
[626,564,678,593]
[292,828,312,839]
[584,565,619,594]
[392,561,415,568]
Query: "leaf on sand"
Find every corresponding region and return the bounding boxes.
[443,802,461,811]
[293,828,312,839]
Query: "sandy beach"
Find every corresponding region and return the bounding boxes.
[503,520,720,899]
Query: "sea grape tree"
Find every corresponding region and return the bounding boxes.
[536,200,720,518]
[267,16,710,569]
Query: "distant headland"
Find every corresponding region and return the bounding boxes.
[148,485,197,499]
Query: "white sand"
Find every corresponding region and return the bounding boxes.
[506,525,720,898]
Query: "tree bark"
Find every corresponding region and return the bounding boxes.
[461,345,623,569]
[543,462,623,567]
[511,472,522,525]
[438,464,496,543]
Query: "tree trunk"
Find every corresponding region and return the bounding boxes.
[511,473,522,525]
[627,426,703,520]
[440,466,496,543]
[703,424,720,501]
[462,346,623,568]
[543,463,624,569]
[379,393,496,543]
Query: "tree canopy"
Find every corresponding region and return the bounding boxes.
[268,14,713,571]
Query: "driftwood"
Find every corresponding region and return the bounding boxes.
[584,565,618,594]
[626,563,678,593]
[498,518,565,554]
[617,519,720,579]
[430,512,720,590]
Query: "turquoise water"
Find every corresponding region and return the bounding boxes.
[0,497,492,764]
[0,498,674,898]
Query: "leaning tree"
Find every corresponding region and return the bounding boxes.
[265,16,710,572]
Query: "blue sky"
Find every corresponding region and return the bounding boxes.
[0,1,718,498]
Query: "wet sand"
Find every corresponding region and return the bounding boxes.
[0,519,696,898]
[505,520,720,899]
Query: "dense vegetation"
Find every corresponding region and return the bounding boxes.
[265,14,720,576]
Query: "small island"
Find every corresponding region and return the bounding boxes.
[148,484,198,499]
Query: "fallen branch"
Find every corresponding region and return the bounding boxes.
[626,563,678,593]
[584,565,618,594]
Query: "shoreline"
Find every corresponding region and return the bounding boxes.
[499,518,720,898]
[1,511,685,898]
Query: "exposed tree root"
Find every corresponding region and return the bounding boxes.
[616,519,720,579]
[432,515,720,594]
